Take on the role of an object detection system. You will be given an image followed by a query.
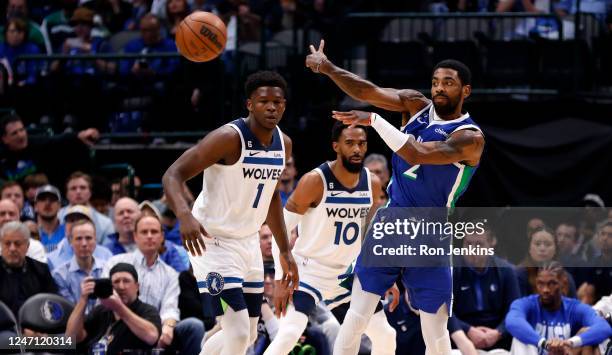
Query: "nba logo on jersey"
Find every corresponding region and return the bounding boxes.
[206,272,224,296]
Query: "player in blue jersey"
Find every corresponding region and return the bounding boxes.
[163,71,299,355]
[306,41,485,355]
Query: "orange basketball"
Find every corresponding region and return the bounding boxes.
[176,11,227,62]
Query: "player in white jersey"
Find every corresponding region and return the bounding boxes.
[264,121,398,355]
[162,71,299,355]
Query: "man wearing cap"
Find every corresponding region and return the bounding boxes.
[52,219,107,314]
[66,262,161,354]
[0,198,47,263]
[34,184,65,252]
[47,204,112,270]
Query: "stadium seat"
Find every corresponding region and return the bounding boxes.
[18,293,74,335]
[0,300,22,352]
[366,41,431,88]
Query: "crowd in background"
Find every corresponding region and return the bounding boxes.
[0,108,611,354]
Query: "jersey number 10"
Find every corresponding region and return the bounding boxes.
[333,221,360,245]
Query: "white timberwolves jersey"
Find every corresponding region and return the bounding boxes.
[192,118,285,239]
[293,162,372,275]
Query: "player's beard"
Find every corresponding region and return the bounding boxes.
[341,155,363,173]
[433,94,460,116]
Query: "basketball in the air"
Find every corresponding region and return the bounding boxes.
[175,11,227,62]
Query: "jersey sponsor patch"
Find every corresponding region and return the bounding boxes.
[206,272,225,296]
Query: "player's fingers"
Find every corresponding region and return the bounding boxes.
[280,294,288,317]
[192,235,203,256]
[197,234,206,252]
[309,44,316,54]
[182,236,192,255]
[319,39,325,52]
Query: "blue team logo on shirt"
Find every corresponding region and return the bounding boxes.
[206,272,225,296]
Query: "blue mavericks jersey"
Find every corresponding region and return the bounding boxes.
[388,104,482,208]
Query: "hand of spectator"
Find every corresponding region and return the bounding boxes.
[384,283,400,312]
[178,213,209,256]
[80,277,95,300]
[157,324,174,348]
[477,326,501,348]
[77,128,100,146]
[467,326,488,349]
[306,39,328,74]
[100,293,123,312]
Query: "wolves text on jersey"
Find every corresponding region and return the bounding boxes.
[326,207,370,219]
[242,167,283,180]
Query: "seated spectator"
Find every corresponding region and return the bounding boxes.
[41,0,79,52]
[0,17,40,87]
[47,204,113,269]
[103,197,140,254]
[83,0,133,34]
[580,222,612,305]
[1,180,34,220]
[22,173,48,210]
[0,0,46,49]
[66,263,161,353]
[278,154,297,206]
[517,226,577,297]
[555,221,589,286]
[0,221,57,339]
[52,219,106,313]
[34,184,65,252]
[505,261,612,354]
[103,214,204,354]
[0,198,46,262]
[50,7,113,75]
[260,223,274,270]
[164,0,190,37]
[119,14,179,77]
[450,228,520,351]
[58,171,114,244]
[0,113,99,184]
[123,0,150,30]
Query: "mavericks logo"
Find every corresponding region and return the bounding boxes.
[206,272,224,296]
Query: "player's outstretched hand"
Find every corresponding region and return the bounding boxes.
[273,279,291,318]
[332,110,373,128]
[384,283,400,312]
[306,39,327,73]
[178,213,209,256]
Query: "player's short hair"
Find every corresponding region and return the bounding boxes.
[244,71,288,98]
[0,112,21,136]
[433,59,472,86]
[331,120,367,143]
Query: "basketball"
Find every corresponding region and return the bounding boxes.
[175,11,227,63]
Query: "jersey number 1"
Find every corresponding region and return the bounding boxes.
[333,222,359,245]
[252,183,264,208]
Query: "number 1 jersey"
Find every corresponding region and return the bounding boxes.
[192,118,286,239]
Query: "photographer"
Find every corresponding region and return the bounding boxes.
[66,263,161,354]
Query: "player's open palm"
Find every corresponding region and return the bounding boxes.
[179,213,209,256]
[332,110,373,128]
[306,39,327,73]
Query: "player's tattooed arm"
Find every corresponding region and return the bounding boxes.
[285,171,324,215]
[396,129,485,166]
[306,40,430,115]
[162,126,240,255]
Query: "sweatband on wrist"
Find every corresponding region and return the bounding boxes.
[370,113,412,152]
[568,336,582,348]
[538,338,547,350]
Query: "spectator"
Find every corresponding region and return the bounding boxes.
[52,219,106,313]
[580,221,612,305]
[22,172,48,208]
[90,175,113,218]
[449,228,520,351]
[47,204,113,269]
[364,153,390,206]
[66,263,161,353]
[505,261,612,355]
[0,113,99,184]
[164,0,190,37]
[555,221,588,287]
[0,198,46,262]
[0,221,57,328]
[83,0,133,34]
[41,0,79,52]
[259,222,274,270]
[517,225,577,297]
[59,171,115,244]
[119,14,179,77]
[0,17,41,87]
[0,0,46,49]
[1,180,34,220]
[34,184,64,252]
[103,214,205,354]
[123,0,150,30]
[279,154,297,206]
[104,197,140,254]
[577,194,607,261]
